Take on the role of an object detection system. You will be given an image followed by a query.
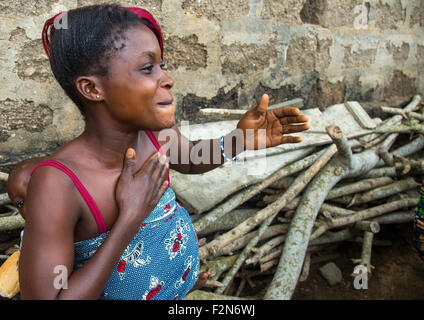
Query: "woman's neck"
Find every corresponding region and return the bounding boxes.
[77,109,141,171]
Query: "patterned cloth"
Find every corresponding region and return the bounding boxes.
[413,180,424,261]
[74,187,200,300]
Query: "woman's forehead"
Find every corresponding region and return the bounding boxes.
[114,24,161,62]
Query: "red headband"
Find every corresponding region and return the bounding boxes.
[41,7,164,60]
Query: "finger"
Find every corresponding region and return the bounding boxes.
[272,106,301,118]
[282,123,310,134]
[160,157,169,179]
[156,180,169,202]
[136,151,160,176]
[279,135,302,144]
[151,154,168,179]
[280,114,309,125]
[153,156,168,183]
[121,148,137,180]
[255,94,269,114]
[157,152,169,166]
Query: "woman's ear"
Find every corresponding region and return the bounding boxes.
[75,76,103,102]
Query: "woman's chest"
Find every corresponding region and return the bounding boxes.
[73,170,121,241]
[72,131,162,241]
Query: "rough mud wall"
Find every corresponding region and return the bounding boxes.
[0,0,423,170]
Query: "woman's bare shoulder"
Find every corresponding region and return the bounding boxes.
[26,157,82,228]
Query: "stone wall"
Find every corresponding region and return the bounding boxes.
[0,0,423,170]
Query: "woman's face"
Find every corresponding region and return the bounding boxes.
[99,24,175,131]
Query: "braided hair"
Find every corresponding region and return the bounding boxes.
[42,4,164,115]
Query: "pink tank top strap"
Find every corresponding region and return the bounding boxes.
[30,160,108,234]
[145,130,170,185]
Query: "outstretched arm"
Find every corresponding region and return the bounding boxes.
[154,94,309,174]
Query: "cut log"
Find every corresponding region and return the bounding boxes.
[345,101,377,129]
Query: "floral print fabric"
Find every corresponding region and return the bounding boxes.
[73,187,200,300]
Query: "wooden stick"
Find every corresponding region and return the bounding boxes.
[330,197,417,227]
[372,134,424,170]
[200,255,239,281]
[361,167,397,178]
[371,95,423,168]
[199,143,337,259]
[380,106,424,121]
[361,133,389,149]
[0,193,11,207]
[245,235,286,265]
[378,149,394,166]
[269,177,294,190]
[327,125,354,167]
[345,101,377,129]
[374,124,424,134]
[320,203,356,216]
[371,211,414,224]
[347,177,418,207]
[255,234,286,257]
[0,214,25,232]
[215,213,277,294]
[217,224,289,256]
[262,194,301,208]
[235,278,246,297]
[354,221,380,233]
[0,207,19,217]
[311,197,417,240]
[197,208,258,236]
[198,98,304,122]
[309,228,357,246]
[259,259,278,272]
[326,176,393,200]
[259,247,283,264]
[352,231,374,275]
[394,155,424,175]
[358,116,396,145]
[0,172,8,183]
[299,252,311,282]
[390,134,424,158]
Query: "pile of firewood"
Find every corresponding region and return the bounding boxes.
[186,94,423,300]
[0,95,422,300]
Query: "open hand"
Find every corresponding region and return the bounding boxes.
[236,94,309,150]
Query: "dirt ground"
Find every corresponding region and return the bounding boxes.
[240,222,424,300]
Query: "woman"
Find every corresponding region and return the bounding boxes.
[19,4,309,299]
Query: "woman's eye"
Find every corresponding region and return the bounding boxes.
[139,62,166,73]
[140,64,154,73]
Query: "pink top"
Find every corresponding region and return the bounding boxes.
[30,131,169,234]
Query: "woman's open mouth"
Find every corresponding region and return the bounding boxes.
[157,100,174,107]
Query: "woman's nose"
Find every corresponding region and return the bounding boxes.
[160,71,174,89]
